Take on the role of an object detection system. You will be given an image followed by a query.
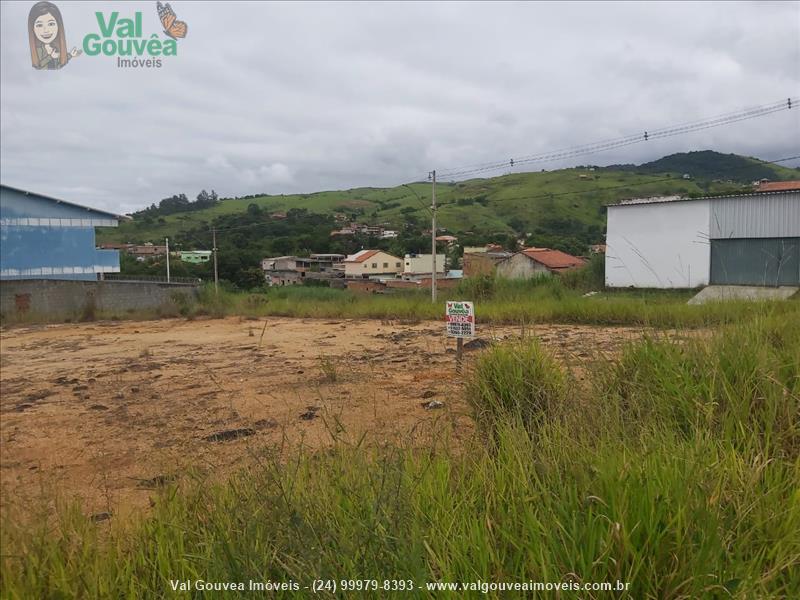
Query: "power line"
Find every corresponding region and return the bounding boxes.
[437,97,797,180]
[167,155,799,238]
[434,155,800,208]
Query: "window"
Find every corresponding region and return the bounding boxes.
[364,264,367,268]
[372,263,377,268]
[396,262,401,267]
[383,262,388,268]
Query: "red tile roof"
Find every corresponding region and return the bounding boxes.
[344,249,381,263]
[520,248,585,270]
[757,180,800,192]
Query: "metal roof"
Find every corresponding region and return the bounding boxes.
[607,188,800,208]
[0,184,131,220]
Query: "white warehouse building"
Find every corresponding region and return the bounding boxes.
[605,186,800,288]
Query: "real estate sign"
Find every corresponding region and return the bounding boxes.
[446,301,475,338]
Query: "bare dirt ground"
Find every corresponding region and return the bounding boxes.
[1,316,656,519]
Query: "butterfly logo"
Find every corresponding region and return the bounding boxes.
[156,2,187,40]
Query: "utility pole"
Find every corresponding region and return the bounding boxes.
[430,169,437,303]
[212,227,219,295]
[165,237,170,283]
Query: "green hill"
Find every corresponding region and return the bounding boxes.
[605,150,798,182]
[100,150,796,248]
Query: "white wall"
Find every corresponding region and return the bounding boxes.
[605,200,710,288]
[344,251,403,278]
[403,254,446,274]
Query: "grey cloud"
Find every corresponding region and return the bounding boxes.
[1,1,798,214]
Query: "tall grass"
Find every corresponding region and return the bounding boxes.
[2,317,799,598]
[190,280,799,329]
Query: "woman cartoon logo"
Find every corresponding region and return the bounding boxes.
[28,1,82,70]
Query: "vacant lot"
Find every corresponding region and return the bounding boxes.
[1,316,655,517]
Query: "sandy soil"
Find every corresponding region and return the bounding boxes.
[1,316,653,518]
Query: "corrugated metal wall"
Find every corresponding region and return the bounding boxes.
[710,192,800,239]
[0,187,120,280]
[710,237,800,286]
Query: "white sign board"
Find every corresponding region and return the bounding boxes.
[446,301,475,338]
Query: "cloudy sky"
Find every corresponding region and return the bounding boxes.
[1,1,798,214]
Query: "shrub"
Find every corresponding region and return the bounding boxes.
[465,338,567,438]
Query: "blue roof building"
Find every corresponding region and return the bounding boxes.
[0,185,129,281]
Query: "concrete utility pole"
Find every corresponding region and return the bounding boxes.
[430,169,437,303]
[212,227,219,295]
[165,237,170,283]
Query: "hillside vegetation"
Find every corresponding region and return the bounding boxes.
[96,151,797,288]
[99,151,797,246]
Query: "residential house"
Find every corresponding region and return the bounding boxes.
[261,256,304,286]
[343,249,402,279]
[462,245,512,277]
[178,250,212,264]
[402,253,447,279]
[128,243,168,259]
[757,180,800,193]
[309,253,345,272]
[435,235,458,246]
[496,248,586,279]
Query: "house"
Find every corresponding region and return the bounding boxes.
[331,222,387,238]
[380,230,399,239]
[403,253,447,278]
[343,249,402,279]
[309,253,345,272]
[435,235,458,246]
[462,245,512,277]
[261,254,346,286]
[261,256,304,286]
[128,244,167,259]
[0,184,127,280]
[496,248,586,279]
[178,250,212,264]
[589,244,607,254]
[757,180,800,193]
[605,184,800,288]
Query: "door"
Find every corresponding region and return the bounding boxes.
[710,238,800,286]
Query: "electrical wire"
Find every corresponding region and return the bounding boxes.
[434,155,800,209]
[436,97,797,180]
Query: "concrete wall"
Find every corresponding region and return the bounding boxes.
[403,254,447,275]
[606,199,711,288]
[463,253,509,277]
[344,252,403,278]
[0,279,199,321]
[496,254,551,279]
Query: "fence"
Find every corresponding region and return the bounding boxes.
[102,273,202,285]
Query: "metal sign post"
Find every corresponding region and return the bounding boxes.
[446,301,475,372]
